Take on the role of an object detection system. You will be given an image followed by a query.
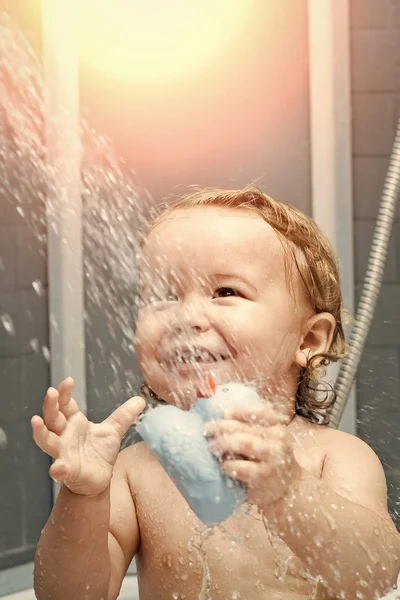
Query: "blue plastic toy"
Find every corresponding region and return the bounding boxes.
[136,380,263,526]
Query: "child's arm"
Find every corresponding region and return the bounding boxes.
[31,379,145,600]
[267,433,400,599]
[207,405,400,600]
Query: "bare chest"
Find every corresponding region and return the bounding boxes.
[131,443,328,600]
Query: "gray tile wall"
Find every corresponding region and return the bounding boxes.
[0,0,52,572]
[350,0,400,526]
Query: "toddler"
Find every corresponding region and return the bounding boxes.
[32,188,400,600]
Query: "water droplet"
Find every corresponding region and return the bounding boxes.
[355,593,364,599]
[29,338,40,353]
[232,592,241,599]
[42,346,51,361]
[172,593,179,599]
[32,279,43,296]
[16,206,24,217]
[0,427,8,447]
[1,313,15,335]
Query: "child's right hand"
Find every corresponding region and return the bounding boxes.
[31,377,145,497]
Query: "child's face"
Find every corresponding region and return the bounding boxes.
[135,206,310,408]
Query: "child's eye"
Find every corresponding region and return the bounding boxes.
[213,287,243,299]
[140,288,178,305]
[151,290,178,303]
[164,291,178,301]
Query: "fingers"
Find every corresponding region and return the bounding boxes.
[33,377,79,455]
[31,415,60,458]
[208,432,270,462]
[205,419,277,440]
[104,396,145,439]
[41,377,79,436]
[222,459,262,483]
[224,403,289,426]
[49,458,70,482]
[42,387,67,435]
[57,377,80,418]
[205,419,285,450]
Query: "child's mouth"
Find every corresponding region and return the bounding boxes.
[161,348,230,373]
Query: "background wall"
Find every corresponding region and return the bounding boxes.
[0,0,52,572]
[350,0,400,525]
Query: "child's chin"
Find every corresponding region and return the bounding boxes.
[166,385,198,410]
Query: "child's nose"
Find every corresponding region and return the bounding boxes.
[173,300,211,334]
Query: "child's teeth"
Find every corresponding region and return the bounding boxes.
[173,350,224,365]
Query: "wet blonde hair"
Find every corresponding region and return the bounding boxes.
[143,186,348,425]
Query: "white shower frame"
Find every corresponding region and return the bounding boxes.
[308,0,356,435]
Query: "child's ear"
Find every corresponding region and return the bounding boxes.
[295,313,336,368]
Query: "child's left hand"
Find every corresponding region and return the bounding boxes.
[205,403,303,511]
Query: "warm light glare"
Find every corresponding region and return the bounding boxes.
[76,0,253,83]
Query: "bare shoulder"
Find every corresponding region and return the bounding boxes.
[313,423,381,463]
[312,425,390,518]
[312,422,368,450]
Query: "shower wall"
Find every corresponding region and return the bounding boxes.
[0,0,52,573]
[350,0,400,526]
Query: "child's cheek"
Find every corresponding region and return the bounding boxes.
[139,357,159,381]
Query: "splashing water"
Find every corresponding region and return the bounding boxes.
[0,11,155,408]
[0,426,8,447]
[1,313,15,335]
[259,511,295,582]
[191,525,214,600]
[32,279,44,296]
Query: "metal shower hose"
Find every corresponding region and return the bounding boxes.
[329,116,400,429]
